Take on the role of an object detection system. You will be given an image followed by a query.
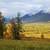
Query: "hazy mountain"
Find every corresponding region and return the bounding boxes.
[3,16,11,23]
[22,11,50,23]
[3,10,50,23]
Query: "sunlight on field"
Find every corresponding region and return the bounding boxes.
[3,22,50,39]
[22,23,50,38]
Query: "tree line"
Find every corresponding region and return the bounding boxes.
[0,12,44,40]
[0,12,22,40]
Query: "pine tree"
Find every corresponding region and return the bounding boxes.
[16,12,22,39]
[12,12,22,40]
[0,12,4,39]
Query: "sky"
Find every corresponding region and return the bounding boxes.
[0,0,50,17]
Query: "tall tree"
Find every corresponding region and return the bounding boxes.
[0,12,4,39]
[16,12,22,39]
[12,12,22,40]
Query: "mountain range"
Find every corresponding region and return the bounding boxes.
[21,10,50,23]
[3,10,50,23]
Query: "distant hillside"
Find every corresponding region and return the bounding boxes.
[3,16,11,23]
[22,11,50,23]
[3,11,50,23]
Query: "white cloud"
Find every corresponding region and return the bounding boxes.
[7,2,42,16]
[0,0,50,17]
[0,8,8,16]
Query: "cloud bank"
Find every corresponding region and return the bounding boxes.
[0,0,50,17]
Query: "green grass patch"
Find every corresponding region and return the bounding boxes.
[0,39,50,50]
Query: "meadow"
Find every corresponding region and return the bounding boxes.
[0,38,50,50]
[22,22,50,38]
[0,22,50,50]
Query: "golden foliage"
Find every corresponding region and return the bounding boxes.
[3,23,13,39]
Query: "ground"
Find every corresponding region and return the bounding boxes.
[0,38,50,50]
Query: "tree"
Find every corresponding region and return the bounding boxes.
[12,12,22,40]
[0,12,4,39]
[16,12,22,39]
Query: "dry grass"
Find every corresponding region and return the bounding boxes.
[22,23,50,38]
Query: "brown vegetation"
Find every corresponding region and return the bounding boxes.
[3,23,13,39]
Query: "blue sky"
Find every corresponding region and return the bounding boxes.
[0,0,50,17]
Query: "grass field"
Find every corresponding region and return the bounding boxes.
[22,23,50,38]
[1,23,50,50]
[0,38,50,50]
